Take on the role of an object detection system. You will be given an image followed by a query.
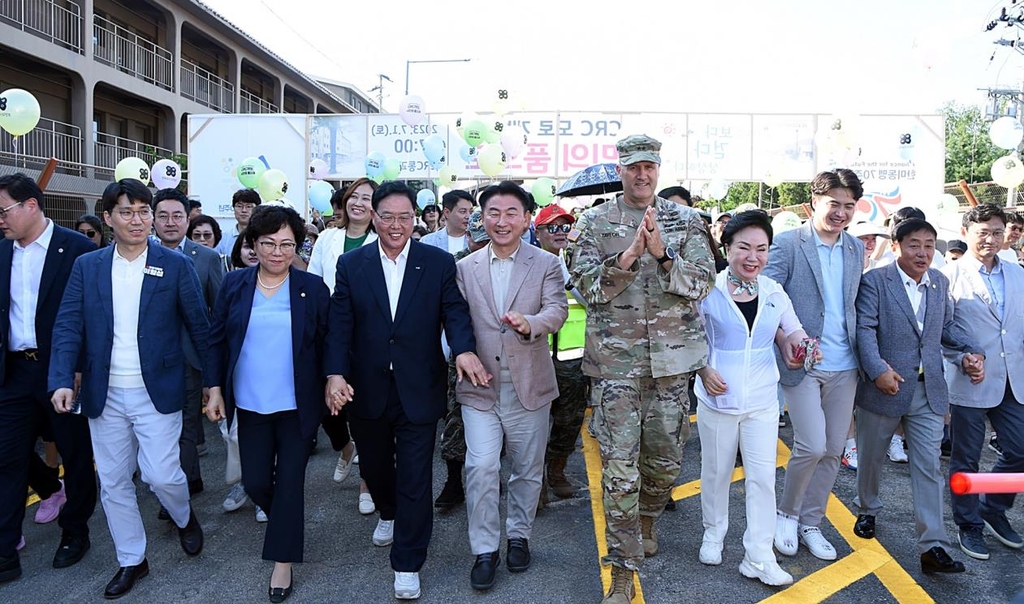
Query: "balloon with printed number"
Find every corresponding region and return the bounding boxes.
[398,94,426,126]
[308,180,334,212]
[499,126,527,159]
[437,166,459,187]
[0,88,41,137]
[382,158,402,181]
[421,134,446,164]
[531,178,556,207]
[455,111,479,137]
[771,211,802,233]
[237,157,266,188]
[992,154,1024,188]
[365,151,386,179]
[257,168,289,202]
[115,157,151,185]
[458,144,478,164]
[416,189,436,210]
[484,120,502,144]
[462,120,487,147]
[477,144,507,177]
[309,158,329,180]
[151,158,182,189]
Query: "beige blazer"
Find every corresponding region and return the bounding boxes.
[455,243,568,411]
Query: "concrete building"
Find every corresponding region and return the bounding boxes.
[0,0,374,227]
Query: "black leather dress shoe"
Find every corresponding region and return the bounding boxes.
[188,479,204,496]
[854,514,876,539]
[157,506,171,521]
[0,554,21,583]
[178,510,204,556]
[470,551,499,590]
[53,533,90,568]
[104,558,149,599]
[506,537,531,572]
[921,546,966,574]
[269,568,293,603]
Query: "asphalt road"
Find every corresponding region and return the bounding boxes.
[3,414,1022,603]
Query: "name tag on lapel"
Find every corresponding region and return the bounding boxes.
[143,266,164,277]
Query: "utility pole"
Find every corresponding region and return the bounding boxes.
[983,3,1024,206]
[369,73,392,112]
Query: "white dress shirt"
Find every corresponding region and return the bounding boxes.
[379,239,411,320]
[895,263,930,332]
[8,219,54,351]
[109,246,148,388]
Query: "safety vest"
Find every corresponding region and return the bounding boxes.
[550,294,586,361]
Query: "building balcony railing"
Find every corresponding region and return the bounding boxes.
[239,89,278,114]
[0,0,83,53]
[181,59,234,113]
[93,14,173,90]
[94,131,174,175]
[0,116,83,175]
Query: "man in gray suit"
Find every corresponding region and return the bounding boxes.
[763,169,864,561]
[153,188,224,499]
[853,218,981,574]
[943,203,1024,561]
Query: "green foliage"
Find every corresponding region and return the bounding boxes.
[941,102,1003,184]
[694,181,812,212]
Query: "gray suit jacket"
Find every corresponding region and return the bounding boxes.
[181,239,224,370]
[762,222,864,386]
[941,256,1024,408]
[856,264,981,417]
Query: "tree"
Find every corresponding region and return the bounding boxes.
[941,102,1003,184]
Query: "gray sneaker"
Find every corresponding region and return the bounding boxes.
[222,483,248,512]
[958,526,990,560]
[981,509,1024,549]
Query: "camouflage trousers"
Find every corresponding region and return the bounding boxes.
[592,374,691,570]
[547,357,589,459]
[440,356,466,462]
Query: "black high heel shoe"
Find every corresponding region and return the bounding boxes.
[269,568,293,603]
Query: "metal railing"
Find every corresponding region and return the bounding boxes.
[92,14,173,90]
[0,116,83,174]
[239,89,278,114]
[0,0,83,52]
[94,131,173,172]
[181,59,234,113]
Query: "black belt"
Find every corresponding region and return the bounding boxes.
[7,349,40,361]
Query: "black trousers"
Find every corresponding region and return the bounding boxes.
[320,409,352,451]
[181,366,203,485]
[237,408,311,563]
[349,377,437,572]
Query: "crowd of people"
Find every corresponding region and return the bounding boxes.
[1,131,1022,603]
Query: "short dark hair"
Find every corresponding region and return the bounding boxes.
[371,181,416,212]
[478,181,534,212]
[230,230,248,269]
[0,172,45,212]
[1006,210,1024,226]
[721,209,773,247]
[232,188,261,207]
[962,203,1007,229]
[658,186,692,205]
[244,205,306,246]
[412,225,428,238]
[885,206,925,228]
[188,199,202,212]
[187,214,223,247]
[810,169,863,205]
[152,188,191,213]
[76,214,105,247]
[102,179,152,214]
[333,178,377,229]
[441,189,474,212]
[892,217,937,243]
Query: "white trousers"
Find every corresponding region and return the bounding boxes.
[698,401,779,562]
[463,377,551,554]
[89,386,191,566]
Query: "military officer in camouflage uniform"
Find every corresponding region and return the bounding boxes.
[569,134,714,604]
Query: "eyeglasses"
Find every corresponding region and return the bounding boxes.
[192,232,214,240]
[544,224,572,234]
[257,240,297,253]
[78,229,97,238]
[375,212,415,226]
[116,208,153,221]
[234,203,257,211]
[0,200,23,219]
[155,212,187,223]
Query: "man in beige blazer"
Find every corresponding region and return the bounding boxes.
[455,182,568,591]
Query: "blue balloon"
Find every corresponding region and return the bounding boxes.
[428,158,446,171]
[365,151,386,178]
[421,134,446,164]
[416,189,436,210]
[308,180,334,212]
[458,144,477,163]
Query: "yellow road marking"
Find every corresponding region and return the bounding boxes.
[760,549,890,603]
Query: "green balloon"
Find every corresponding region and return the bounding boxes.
[237,157,266,189]
[0,88,41,137]
[322,207,334,217]
[383,158,402,181]
[462,120,487,147]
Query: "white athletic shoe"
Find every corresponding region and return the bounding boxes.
[394,571,421,599]
[699,540,723,565]
[842,445,859,470]
[373,519,394,546]
[887,436,908,463]
[222,483,248,512]
[774,512,799,556]
[799,525,837,560]
[255,505,268,523]
[739,556,794,586]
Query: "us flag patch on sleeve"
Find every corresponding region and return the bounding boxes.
[567,228,581,243]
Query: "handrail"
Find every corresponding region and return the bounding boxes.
[0,0,83,53]
[93,14,173,90]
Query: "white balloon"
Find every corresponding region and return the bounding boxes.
[703,179,729,201]
[399,95,426,126]
[991,154,1024,188]
[309,158,329,180]
[989,117,1024,151]
[151,159,182,189]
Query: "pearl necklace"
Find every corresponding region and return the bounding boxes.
[257,270,288,290]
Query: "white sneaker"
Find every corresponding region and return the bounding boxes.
[255,505,268,523]
[223,483,248,512]
[739,556,794,586]
[699,540,723,565]
[359,492,376,515]
[774,512,798,556]
[887,436,908,463]
[373,518,394,546]
[394,571,420,599]
[799,525,837,560]
[842,445,858,470]
[333,445,356,483]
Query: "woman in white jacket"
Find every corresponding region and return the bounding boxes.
[695,210,814,586]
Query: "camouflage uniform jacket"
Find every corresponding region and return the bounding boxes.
[568,195,715,379]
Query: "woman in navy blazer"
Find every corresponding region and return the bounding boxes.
[205,206,330,603]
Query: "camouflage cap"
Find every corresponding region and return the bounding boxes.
[616,134,662,166]
[467,209,489,243]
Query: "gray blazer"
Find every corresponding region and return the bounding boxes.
[762,222,864,386]
[941,256,1024,409]
[856,264,981,417]
[182,239,224,370]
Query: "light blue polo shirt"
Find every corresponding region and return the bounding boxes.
[813,229,858,371]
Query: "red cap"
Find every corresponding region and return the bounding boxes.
[534,204,576,226]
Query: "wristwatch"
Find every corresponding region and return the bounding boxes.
[656,246,676,264]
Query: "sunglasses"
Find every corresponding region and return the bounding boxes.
[78,229,97,238]
[192,232,214,239]
[543,224,572,234]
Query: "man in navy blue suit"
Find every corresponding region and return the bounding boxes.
[326,181,489,600]
[49,179,209,599]
[0,173,97,583]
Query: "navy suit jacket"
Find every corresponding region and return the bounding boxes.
[180,238,224,370]
[0,224,95,386]
[48,242,210,418]
[324,240,476,425]
[205,267,330,440]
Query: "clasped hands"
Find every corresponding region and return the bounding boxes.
[618,206,668,270]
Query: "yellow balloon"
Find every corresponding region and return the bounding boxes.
[0,88,41,137]
[477,145,507,177]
